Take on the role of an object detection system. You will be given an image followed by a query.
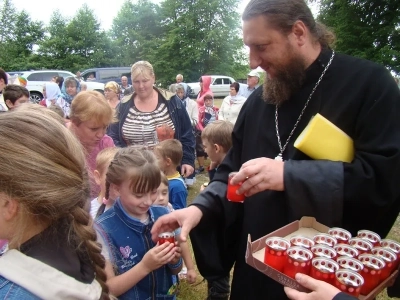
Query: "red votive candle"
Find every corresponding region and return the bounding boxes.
[334,244,359,259]
[328,228,352,244]
[371,247,397,282]
[336,256,364,273]
[349,238,373,256]
[264,237,290,272]
[314,233,338,247]
[158,232,175,245]
[283,246,313,279]
[226,172,245,203]
[380,239,400,268]
[334,269,364,297]
[357,230,381,247]
[290,235,315,249]
[310,257,339,285]
[358,254,385,295]
[311,244,337,260]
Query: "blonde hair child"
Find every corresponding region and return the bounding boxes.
[95,148,182,299]
[0,109,108,299]
[90,147,120,219]
[153,173,198,284]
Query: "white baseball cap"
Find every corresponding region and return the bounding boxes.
[247,70,260,78]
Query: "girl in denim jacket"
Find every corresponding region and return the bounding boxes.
[96,147,183,300]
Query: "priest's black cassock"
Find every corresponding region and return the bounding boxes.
[190,48,400,299]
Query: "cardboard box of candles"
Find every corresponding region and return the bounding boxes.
[245,217,399,300]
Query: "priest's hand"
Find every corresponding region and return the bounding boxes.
[181,164,194,178]
[284,274,345,300]
[231,157,284,197]
[151,206,203,243]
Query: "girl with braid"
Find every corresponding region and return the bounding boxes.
[95,148,182,299]
[0,109,109,299]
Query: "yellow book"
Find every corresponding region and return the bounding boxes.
[294,113,354,163]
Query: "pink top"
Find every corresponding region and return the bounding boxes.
[87,134,115,197]
[196,76,213,107]
[0,239,7,250]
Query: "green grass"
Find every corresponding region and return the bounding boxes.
[177,97,400,299]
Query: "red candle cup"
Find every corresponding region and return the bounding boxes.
[158,232,175,245]
[358,254,385,295]
[290,236,315,249]
[310,257,339,285]
[336,256,364,273]
[311,244,337,260]
[314,233,338,247]
[349,238,373,256]
[264,237,290,272]
[357,230,381,247]
[226,172,245,203]
[371,247,397,281]
[334,269,364,297]
[334,244,359,259]
[283,246,313,279]
[328,228,352,244]
[381,239,400,268]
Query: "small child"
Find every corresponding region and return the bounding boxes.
[154,139,188,210]
[201,120,234,188]
[3,85,29,110]
[198,93,219,131]
[90,147,119,219]
[197,120,234,300]
[48,104,65,119]
[95,148,182,299]
[154,173,174,211]
[154,174,197,284]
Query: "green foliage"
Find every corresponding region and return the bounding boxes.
[0,0,45,70]
[155,0,246,86]
[0,0,248,85]
[110,0,163,68]
[38,5,117,72]
[317,0,400,73]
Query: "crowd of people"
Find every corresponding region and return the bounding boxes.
[0,0,400,299]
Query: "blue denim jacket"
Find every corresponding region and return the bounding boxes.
[108,88,195,168]
[96,200,181,300]
[0,277,40,299]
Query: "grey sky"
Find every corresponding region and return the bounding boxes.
[15,0,251,31]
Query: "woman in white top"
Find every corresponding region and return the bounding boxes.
[218,82,246,125]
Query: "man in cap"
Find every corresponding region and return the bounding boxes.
[238,70,260,98]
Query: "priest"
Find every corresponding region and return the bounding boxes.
[152,0,400,299]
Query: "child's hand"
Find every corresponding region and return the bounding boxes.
[141,242,176,272]
[170,244,182,265]
[186,269,197,284]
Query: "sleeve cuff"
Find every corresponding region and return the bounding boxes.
[168,257,183,269]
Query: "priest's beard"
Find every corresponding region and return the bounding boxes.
[262,49,307,106]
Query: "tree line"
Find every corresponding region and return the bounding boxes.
[0,0,398,87]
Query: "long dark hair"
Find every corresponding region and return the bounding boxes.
[242,0,335,48]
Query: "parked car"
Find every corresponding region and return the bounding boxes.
[187,75,244,98]
[9,70,104,103]
[80,67,132,85]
